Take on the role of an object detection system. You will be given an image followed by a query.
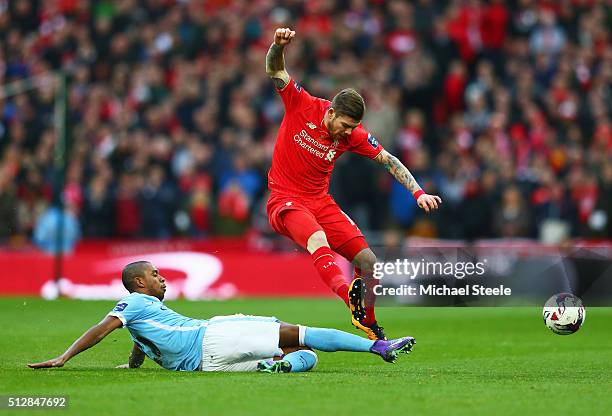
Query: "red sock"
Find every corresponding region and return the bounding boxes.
[312,246,349,306]
[355,267,377,326]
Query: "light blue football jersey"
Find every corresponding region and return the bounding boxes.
[108,293,207,371]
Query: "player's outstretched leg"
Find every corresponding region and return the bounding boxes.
[300,327,415,363]
[270,324,415,373]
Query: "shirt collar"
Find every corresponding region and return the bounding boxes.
[131,292,161,303]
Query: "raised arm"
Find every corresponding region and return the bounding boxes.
[374,149,442,212]
[265,27,295,89]
[28,315,123,369]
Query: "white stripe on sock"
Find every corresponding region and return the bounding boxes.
[298,325,306,346]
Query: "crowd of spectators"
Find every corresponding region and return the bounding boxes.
[0,0,610,249]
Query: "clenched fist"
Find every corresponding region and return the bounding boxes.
[274,27,295,47]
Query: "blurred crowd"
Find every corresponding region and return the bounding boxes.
[0,0,610,250]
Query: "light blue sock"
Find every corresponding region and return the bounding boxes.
[283,350,318,372]
[303,327,375,352]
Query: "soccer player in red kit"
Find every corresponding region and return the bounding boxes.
[265,28,442,340]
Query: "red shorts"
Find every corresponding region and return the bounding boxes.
[266,193,367,260]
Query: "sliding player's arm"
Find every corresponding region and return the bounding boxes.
[374,149,442,212]
[27,316,123,369]
[128,343,145,368]
[116,342,146,369]
[265,27,295,89]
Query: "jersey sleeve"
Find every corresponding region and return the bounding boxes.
[349,126,384,160]
[107,296,146,327]
[277,77,314,111]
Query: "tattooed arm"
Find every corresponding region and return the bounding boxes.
[265,28,295,89]
[375,149,442,212]
[375,149,421,194]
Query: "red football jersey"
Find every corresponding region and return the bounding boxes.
[268,78,384,197]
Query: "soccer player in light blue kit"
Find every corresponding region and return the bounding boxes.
[28,261,415,373]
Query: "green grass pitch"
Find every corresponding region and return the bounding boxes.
[1,298,610,415]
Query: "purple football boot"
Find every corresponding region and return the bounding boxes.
[370,336,416,363]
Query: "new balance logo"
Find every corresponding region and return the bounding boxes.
[306,122,317,129]
[325,149,336,162]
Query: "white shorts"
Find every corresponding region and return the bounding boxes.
[200,314,283,372]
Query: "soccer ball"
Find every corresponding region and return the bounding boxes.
[542,293,586,335]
